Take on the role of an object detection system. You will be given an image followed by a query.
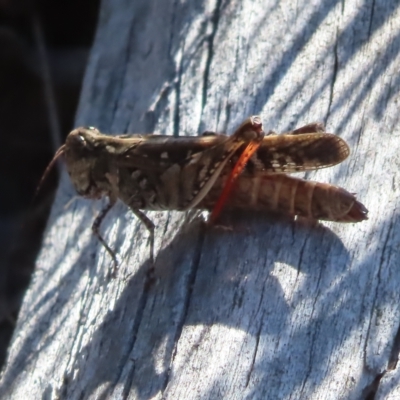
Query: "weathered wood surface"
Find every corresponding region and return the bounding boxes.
[1,0,400,398]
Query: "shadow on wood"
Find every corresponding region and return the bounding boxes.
[0,206,355,398]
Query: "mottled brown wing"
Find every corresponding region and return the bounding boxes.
[114,134,227,171]
[113,129,349,174]
[244,133,350,174]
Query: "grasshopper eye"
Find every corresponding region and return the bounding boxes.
[75,131,95,150]
[76,133,92,149]
[77,134,86,144]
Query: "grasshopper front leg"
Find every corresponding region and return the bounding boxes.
[92,197,118,271]
[129,207,155,265]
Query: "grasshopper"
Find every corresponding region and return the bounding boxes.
[40,116,367,265]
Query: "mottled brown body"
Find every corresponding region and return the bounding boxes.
[63,116,265,211]
[42,116,368,264]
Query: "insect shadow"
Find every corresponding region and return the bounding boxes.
[48,207,351,399]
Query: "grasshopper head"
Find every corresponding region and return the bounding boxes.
[64,126,110,199]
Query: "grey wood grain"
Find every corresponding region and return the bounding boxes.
[1,0,400,398]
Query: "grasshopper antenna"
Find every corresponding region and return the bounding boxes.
[32,12,65,204]
[33,144,66,202]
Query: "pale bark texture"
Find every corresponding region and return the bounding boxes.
[1,0,400,399]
